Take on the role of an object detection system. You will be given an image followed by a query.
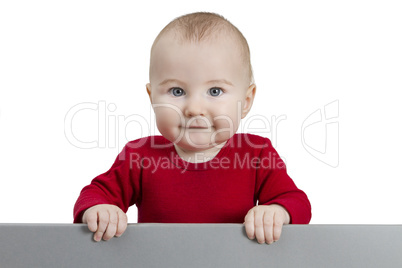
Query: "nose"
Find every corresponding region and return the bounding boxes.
[183,95,206,117]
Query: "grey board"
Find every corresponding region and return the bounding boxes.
[0,223,401,268]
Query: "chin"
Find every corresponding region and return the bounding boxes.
[163,128,232,150]
[179,136,229,151]
[180,139,213,151]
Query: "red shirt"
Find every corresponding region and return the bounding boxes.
[73,134,311,224]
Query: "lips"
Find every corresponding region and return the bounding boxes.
[183,118,211,129]
[181,126,210,129]
[181,123,212,129]
[188,125,209,129]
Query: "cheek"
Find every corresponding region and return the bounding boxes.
[211,103,241,141]
[212,102,241,130]
[153,106,183,133]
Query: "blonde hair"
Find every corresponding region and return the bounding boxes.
[150,12,254,85]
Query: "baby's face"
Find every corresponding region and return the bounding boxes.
[147,32,255,151]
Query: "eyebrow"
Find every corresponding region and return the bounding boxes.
[158,78,234,87]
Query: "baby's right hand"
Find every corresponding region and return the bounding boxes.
[82,204,128,242]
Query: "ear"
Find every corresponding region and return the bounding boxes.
[241,84,256,119]
[146,83,153,104]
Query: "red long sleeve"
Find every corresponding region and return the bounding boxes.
[73,139,143,223]
[254,137,312,223]
[73,134,311,224]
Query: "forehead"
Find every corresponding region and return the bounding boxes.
[150,32,247,86]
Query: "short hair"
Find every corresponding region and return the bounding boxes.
[149,12,254,85]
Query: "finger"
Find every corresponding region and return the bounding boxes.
[244,209,255,240]
[263,210,274,244]
[83,210,98,233]
[102,210,118,241]
[273,212,284,242]
[254,209,266,244]
[115,210,128,237]
[94,210,109,242]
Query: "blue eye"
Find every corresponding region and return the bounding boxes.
[170,87,185,96]
[209,87,223,97]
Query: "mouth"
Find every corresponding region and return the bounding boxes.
[188,125,209,129]
[182,126,210,129]
[183,118,211,129]
[180,124,212,130]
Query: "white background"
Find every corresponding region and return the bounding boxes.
[0,0,401,224]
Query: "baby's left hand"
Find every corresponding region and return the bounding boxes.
[244,204,290,244]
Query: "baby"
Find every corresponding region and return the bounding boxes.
[73,12,311,244]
